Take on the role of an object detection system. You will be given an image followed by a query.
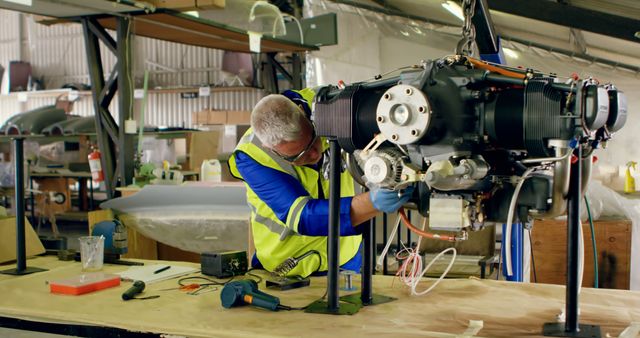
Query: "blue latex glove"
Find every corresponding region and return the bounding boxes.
[370,186,414,213]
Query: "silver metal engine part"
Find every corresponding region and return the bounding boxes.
[376,84,431,145]
[424,158,489,191]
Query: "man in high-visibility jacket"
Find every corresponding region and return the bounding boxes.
[229,89,412,277]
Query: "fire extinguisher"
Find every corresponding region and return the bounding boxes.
[88,146,104,182]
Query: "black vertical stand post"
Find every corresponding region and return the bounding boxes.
[382,214,389,275]
[1,138,47,276]
[361,219,373,305]
[566,147,581,332]
[372,217,376,273]
[305,140,360,315]
[543,146,600,337]
[28,163,35,226]
[396,213,402,253]
[341,215,396,306]
[407,210,412,247]
[327,139,340,310]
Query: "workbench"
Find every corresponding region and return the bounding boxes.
[0,256,639,337]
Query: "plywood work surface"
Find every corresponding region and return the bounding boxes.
[0,256,639,337]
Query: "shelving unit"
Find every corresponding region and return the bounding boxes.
[1,85,262,100]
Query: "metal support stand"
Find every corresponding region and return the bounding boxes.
[28,161,35,226]
[262,52,305,93]
[1,138,47,276]
[543,146,601,337]
[340,218,395,306]
[382,214,389,275]
[81,16,135,198]
[361,219,373,303]
[305,140,360,315]
[116,17,135,191]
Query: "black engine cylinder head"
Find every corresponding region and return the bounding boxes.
[314,85,384,152]
[486,79,570,157]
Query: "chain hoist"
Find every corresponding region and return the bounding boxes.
[455,0,477,56]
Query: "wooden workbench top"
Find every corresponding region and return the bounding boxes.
[0,256,639,337]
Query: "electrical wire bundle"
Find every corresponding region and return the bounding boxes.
[378,210,457,296]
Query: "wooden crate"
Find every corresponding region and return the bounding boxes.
[34,178,72,216]
[531,217,631,289]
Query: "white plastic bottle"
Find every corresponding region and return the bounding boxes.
[200,159,222,182]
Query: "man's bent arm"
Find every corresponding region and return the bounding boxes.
[350,192,380,226]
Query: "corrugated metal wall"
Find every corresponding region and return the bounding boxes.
[138,88,265,128]
[0,11,19,71]
[0,10,263,130]
[140,38,225,88]
[26,19,90,89]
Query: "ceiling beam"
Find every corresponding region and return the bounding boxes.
[486,0,640,43]
[369,0,402,12]
[328,0,640,73]
[331,0,453,27]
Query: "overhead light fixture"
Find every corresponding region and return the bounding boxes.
[442,1,465,22]
[503,47,519,59]
[4,0,32,5]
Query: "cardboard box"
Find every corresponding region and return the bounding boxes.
[207,110,228,125]
[192,109,251,125]
[192,110,209,125]
[0,217,46,264]
[226,110,251,125]
[227,110,251,125]
[188,130,221,171]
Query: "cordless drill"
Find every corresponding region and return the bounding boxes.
[220,280,285,311]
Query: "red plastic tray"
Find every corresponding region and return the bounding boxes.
[49,273,121,295]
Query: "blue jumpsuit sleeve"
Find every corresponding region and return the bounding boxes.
[234,152,362,236]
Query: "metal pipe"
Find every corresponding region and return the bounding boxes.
[361,219,373,305]
[327,140,341,310]
[529,147,571,219]
[372,216,376,276]
[117,17,135,188]
[521,148,572,164]
[14,138,26,272]
[382,214,388,275]
[475,72,577,93]
[565,147,582,333]
[406,210,412,247]
[28,164,35,226]
[475,72,524,86]
[0,138,46,276]
[581,154,593,197]
[396,212,402,265]
[325,75,401,99]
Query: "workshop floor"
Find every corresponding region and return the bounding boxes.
[0,327,78,337]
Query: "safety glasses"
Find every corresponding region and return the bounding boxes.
[272,127,317,163]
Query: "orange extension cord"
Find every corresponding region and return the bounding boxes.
[466,57,527,79]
